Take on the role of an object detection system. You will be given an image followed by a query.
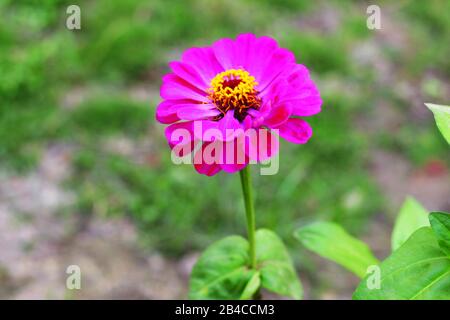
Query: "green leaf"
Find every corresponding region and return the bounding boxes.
[239,271,261,300]
[425,103,450,144]
[190,230,301,300]
[294,221,379,278]
[429,212,450,256]
[256,229,302,299]
[353,227,450,300]
[391,197,429,251]
[189,235,256,299]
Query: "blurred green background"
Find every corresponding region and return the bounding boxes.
[0,0,449,299]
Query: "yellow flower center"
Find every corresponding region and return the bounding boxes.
[208,69,261,121]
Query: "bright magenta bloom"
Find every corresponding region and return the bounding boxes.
[156,33,322,176]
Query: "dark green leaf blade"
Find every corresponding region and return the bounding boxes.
[429,212,450,256]
[425,103,450,144]
[391,197,429,251]
[294,221,379,278]
[256,229,302,299]
[240,271,261,300]
[353,227,450,300]
[189,235,256,299]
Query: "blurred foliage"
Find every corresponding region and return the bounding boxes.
[68,97,151,137]
[0,0,449,300]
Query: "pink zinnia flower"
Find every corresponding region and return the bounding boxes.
[156,33,322,176]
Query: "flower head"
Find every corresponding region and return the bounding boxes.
[156,34,322,176]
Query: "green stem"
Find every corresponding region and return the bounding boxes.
[239,165,257,269]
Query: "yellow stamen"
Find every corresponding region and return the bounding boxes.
[208,69,260,120]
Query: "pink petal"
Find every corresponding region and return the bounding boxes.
[193,120,221,142]
[286,64,309,86]
[164,121,197,156]
[177,104,220,120]
[291,96,322,117]
[261,64,322,117]
[221,162,248,173]
[169,61,209,91]
[234,33,256,71]
[217,111,243,141]
[275,118,312,144]
[259,77,288,101]
[282,65,322,116]
[182,47,224,83]
[193,142,223,176]
[160,74,209,102]
[245,128,280,162]
[194,161,222,176]
[156,100,217,123]
[263,103,292,127]
[156,100,181,124]
[212,38,238,70]
[220,137,249,173]
[244,36,279,81]
[242,115,253,130]
[257,49,296,92]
